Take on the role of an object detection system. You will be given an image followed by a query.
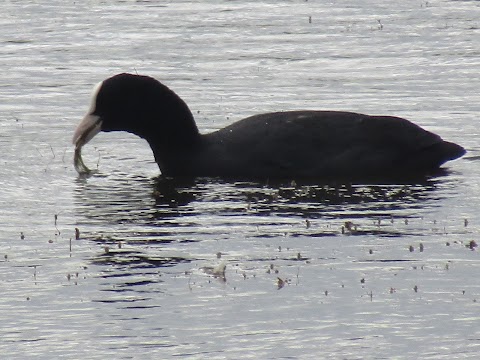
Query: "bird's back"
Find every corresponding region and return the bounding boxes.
[200,111,464,180]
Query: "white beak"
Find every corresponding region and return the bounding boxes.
[72,113,102,148]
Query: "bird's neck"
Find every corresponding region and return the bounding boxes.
[135,82,203,176]
[144,113,202,176]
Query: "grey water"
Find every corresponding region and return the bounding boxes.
[1,1,480,358]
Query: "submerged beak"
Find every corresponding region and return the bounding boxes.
[72,113,102,149]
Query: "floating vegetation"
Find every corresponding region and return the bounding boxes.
[344,221,357,232]
[266,263,279,275]
[54,214,60,235]
[377,19,383,30]
[277,277,287,290]
[74,145,91,175]
[467,240,477,250]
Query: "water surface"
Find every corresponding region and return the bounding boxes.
[1,1,480,359]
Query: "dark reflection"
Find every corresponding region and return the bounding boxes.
[92,249,191,268]
[74,170,460,239]
[150,171,453,218]
[74,171,462,302]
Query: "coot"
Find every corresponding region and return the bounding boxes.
[73,73,465,180]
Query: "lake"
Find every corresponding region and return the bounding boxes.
[1,0,479,358]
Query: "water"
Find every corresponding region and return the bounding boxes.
[1,0,479,358]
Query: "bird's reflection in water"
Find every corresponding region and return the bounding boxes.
[74,171,460,299]
[74,171,455,238]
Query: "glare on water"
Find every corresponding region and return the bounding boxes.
[0,1,479,359]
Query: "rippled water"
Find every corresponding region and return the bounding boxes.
[1,1,480,359]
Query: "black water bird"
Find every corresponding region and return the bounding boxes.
[73,73,465,180]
